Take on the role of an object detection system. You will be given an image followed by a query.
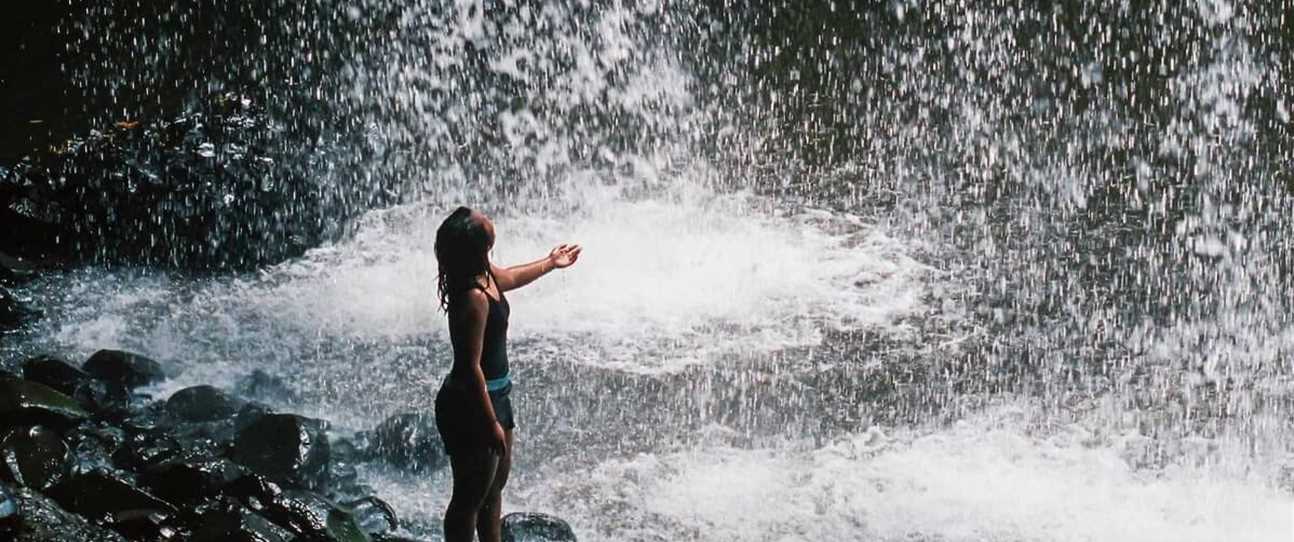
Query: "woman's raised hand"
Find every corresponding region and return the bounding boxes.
[548,244,582,269]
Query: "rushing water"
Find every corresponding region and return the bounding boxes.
[5,0,1293,540]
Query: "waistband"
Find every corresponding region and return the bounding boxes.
[486,373,512,392]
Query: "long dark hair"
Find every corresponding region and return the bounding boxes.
[435,206,493,311]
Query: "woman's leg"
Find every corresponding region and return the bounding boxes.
[444,449,499,542]
[475,429,514,542]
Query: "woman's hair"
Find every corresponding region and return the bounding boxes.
[435,206,493,311]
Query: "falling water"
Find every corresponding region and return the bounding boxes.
[5,0,1292,540]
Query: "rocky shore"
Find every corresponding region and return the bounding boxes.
[0,349,577,542]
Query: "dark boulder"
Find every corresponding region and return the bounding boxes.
[105,508,182,541]
[2,482,128,541]
[0,287,39,331]
[0,375,90,429]
[232,413,331,490]
[233,401,274,432]
[20,356,88,395]
[165,385,245,422]
[111,432,187,472]
[368,413,448,473]
[0,481,17,524]
[22,355,124,414]
[503,512,578,542]
[65,425,124,476]
[82,349,167,389]
[46,468,178,520]
[0,425,72,491]
[261,489,371,542]
[191,500,294,542]
[224,473,283,512]
[138,457,247,507]
[235,369,300,404]
[0,93,339,271]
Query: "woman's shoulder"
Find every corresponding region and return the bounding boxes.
[447,287,490,316]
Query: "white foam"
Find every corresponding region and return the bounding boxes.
[514,406,1292,542]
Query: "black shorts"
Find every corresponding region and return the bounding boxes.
[435,380,515,457]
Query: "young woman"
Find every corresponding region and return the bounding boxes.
[433,206,581,542]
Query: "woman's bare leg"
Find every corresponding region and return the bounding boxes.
[444,449,499,542]
[476,430,514,542]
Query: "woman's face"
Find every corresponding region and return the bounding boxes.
[473,210,496,252]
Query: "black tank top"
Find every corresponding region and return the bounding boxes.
[473,279,510,381]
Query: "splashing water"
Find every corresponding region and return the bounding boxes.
[5,0,1293,540]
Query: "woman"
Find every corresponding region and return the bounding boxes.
[433,206,581,542]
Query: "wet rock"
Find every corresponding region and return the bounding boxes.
[22,355,124,414]
[138,457,247,507]
[0,287,39,331]
[64,425,123,476]
[503,512,578,542]
[47,468,178,520]
[20,355,88,395]
[2,482,128,541]
[373,535,434,542]
[368,413,448,473]
[232,413,331,490]
[190,500,294,542]
[225,473,283,512]
[0,375,90,429]
[0,425,72,491]
[0,481,17,524]
[0,251,40,286]
[165,385,245,422]
[82,349,167,389]
[112,432,187,472]
[340,495,399,535]
[0,93,339,271]
[233,399,272,426]
[262,489,371,542]
[106,508,182,541]
[235,369,300,404]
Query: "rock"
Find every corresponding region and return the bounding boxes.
[0,481,17,524]
[340,495,399,535]
[64,425,123,476]
[105,508,182,541]
[261,489,371,542]
[373,535,434,542]
[2,482,128,542]
[47,468,178,520]
[503,512,578,542]
[224,473,283,511]
[111,432,186,472]
[232,413,331,490]
[0,287,40,331]
[0,375,90,429]
[0,425,72,491]
[235,369,300,404]
[82,349,167,389]
[165,385,245,422]
[233,401,273,433]
[138,457,247,507]
[190,500,294,542]
[368,413,448,473]
[20,356,88,395]
[0,251,40,286]
[21,355,124,414]
[0,92,343,271]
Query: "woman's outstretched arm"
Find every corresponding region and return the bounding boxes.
[493,243,581,292]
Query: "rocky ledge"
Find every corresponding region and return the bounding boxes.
[0,349,577,542]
